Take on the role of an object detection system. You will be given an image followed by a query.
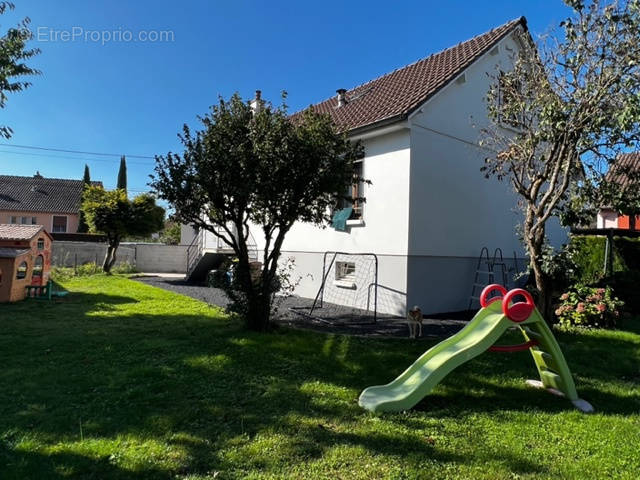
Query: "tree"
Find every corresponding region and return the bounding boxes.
[159,219,181,245]
[151,93,363,331]
[117,156,127,193]
[81,186,165,272]
[0,2,39,138]
[77,164,91,233]
[481,0,640,316]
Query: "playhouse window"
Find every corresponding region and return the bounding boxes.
[16,261,28,280]
[37,238,45,250]
[33,255,44,278]
[52,216,67,233]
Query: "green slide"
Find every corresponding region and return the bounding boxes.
[359,286,593,413]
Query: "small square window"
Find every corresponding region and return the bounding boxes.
[334,261,357,289]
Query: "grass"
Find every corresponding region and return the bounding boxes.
[1,275,639,479]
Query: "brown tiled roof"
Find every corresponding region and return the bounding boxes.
[605,152,640,188]
[0,224,45,241]
[0,175,103,214]
[301,17,526,133]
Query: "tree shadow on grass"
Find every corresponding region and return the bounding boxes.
[1,287,638,477]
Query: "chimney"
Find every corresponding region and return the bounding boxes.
[34,171,43,178]
[250,90,263,114]
[336,88,348,107]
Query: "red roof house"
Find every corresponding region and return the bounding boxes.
[0,224,53,302]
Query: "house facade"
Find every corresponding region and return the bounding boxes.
[0,174,102,234]
[597,152,640,230]
[0,224,53,302]
[185,17,566,315]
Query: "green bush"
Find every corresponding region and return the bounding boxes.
[555,284,624,329]
[50,261,137,281]
[568,235,640,313]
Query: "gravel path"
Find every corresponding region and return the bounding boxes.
[134,275,466,339]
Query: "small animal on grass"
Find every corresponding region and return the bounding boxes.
[407,306,423,338]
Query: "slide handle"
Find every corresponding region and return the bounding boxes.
[480,284,507,308]
[502,288,535,323]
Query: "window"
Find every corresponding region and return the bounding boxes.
[20,216,36,225]
[32,255,43,278]
[0,267,2,285]
[10,216,17,224]
[334,261,356,288]
[16,261,28,280]
[37,238,45,250]
[337,160,364,220]
[52,216,67,233]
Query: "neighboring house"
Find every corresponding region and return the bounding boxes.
[185,17,566,315]
[0,224,53,302]
[597,152,640,230]
[0,173,102,234]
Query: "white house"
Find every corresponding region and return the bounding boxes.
[184,17,566,316]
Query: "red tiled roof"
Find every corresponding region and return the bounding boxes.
[0,224,46,241]
[605,152,640,188]
[301,17,526,133]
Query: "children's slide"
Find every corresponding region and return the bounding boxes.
[359,285,594,413]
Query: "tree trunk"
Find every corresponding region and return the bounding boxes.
[102,238,119,274]
[527,230,554,321]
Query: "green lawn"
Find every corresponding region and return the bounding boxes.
[1,276,639,479]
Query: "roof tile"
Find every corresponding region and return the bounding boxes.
[301,17,525,132]
[0,175,102,214]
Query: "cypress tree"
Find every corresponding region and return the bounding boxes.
[117,155,127,193]
[77,164,91,233]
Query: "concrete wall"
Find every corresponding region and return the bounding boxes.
[278,250,408,316]
[134,244,188,273]
[51,242,188,273]
[0,211,79,233]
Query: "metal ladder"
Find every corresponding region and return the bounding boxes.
[468,247,509,310]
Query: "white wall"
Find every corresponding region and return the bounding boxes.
[252,129,412,314]
[404,30,566,313]
[597,209,618,228]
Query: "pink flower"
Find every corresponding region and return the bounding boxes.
[560,293,569,301]
[597,288,606,295]
[596,303,606,313]
[555,308,563,316]
[576,303,586,313]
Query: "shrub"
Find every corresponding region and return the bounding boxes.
[50,261,136,281]
[599,270,640,314]
[555,284,624,329]
[111,261,138,274]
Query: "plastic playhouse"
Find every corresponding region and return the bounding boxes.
[359,285,593,413]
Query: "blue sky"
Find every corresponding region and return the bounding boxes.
[0,0,572,195]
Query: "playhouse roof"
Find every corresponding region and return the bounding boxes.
[0,247,30,258]
[0,224,51,241]
[0,174,103,214]
[296,17,526,134]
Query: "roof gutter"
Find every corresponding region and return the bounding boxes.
[347,116,409,141]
